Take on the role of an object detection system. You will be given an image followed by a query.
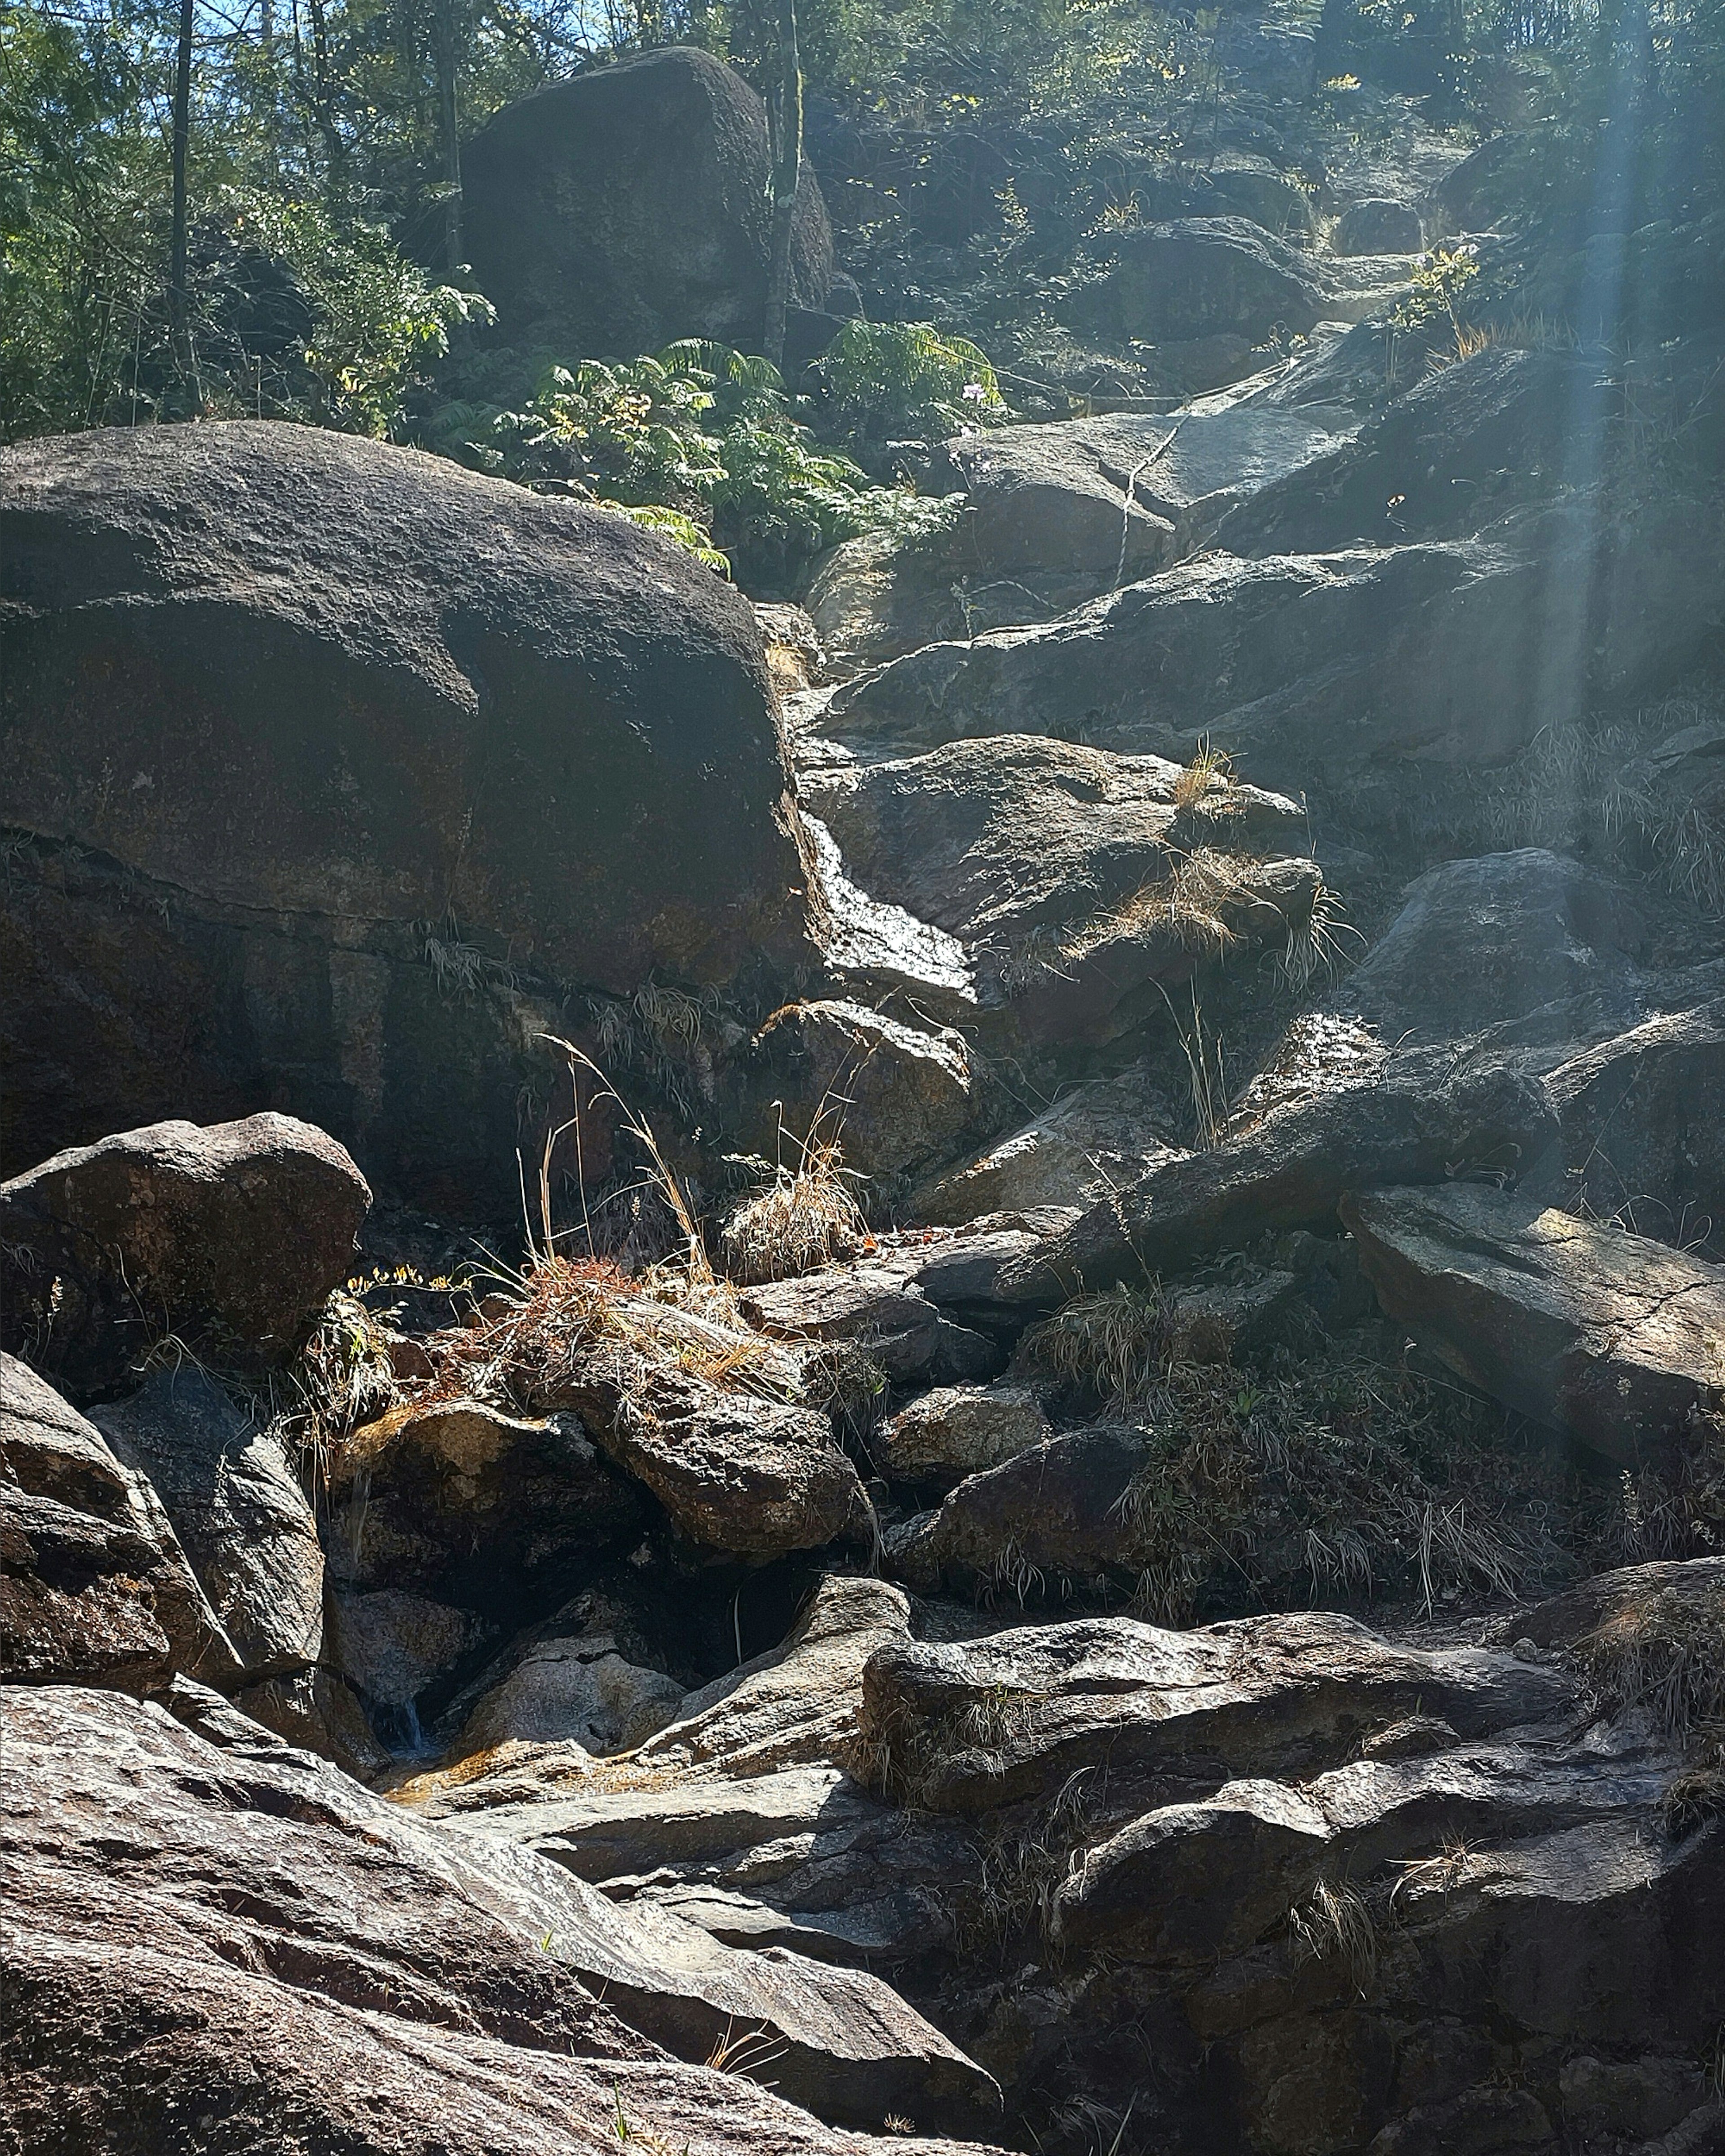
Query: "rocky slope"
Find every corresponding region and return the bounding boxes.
[4,21,1725,2156]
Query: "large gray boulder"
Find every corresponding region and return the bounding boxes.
[0,1682,1003,2143]
[0,1113,368,1389]
[462,47,833,361]
[0,1353,239,1692]
[91,1367,324,1681]
[1085,217,1328,345]
[1341,1183,1725,1467]
[0,422,809,1213]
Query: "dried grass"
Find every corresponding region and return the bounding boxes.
[719,1108,868,1286]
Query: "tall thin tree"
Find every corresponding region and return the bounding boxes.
[168,0,199,405]
[761,0,801,370]
[432,0,464,272]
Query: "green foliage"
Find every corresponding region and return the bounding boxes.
[472,337,968,582]
[816,319,1005,446]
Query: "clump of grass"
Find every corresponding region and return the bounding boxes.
[719,1108,868,1285]
[1287,1876,1379,1994]
[268,1288,403,1499]
[1278,877,1362,994]
[1171,740,1243,821]
[966,1767,1099,1957]
[1021,1283,1171,1410]
[1575,1582,1725,1743]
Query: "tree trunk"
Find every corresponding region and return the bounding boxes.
[761,0,801,371]
[169,0,198,407]
[433,0,464,274]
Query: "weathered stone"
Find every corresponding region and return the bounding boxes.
[327,1397,644,1621]
[1341,1184,1725,1466]
[462,47,832,363]
[1335,851,1648,1049]
[0,423,809,1212]
[743,1000,976,1182]
[0,1683,1003,2142]
[1331,197,1426,254]
[876,1384,1052,1488]
[998,1048,1557,1308]
[857,1610,1572,1816]
[92,1366,323,1679]
[632,1576,912,1778]
[327,1586,482,1711]
[1544,999,1725,1239]
[1086,218,1328,345]
[230,1664,394,1779]
[740,1265,1000,1386]
[821,504,1725,812]
[0,1113,368,1387]
[0,1352,239,1692]
[445,1631,684,1760]
[885,1425,1152,1598]
[559,1354,865,1560]
[911,1074,1185,1224]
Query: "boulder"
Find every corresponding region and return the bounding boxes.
[885,1425,1152,1598]
[429,1764,973,1970]
[0,1682,1003,2142]
[739,1264,1000,1386]
[997,1047,1557,1307]
[856,1608,1572,1816]
[0,1113,368,1389]
[1086,218,1328,345]
[461,47,833,362]
[1335,850,1649,1049]
[91,1366,323,1679]
[1331,197,1425,254]
[1223,347,1615,554]
[743,999,976,1183]
[1340,1184,1725,1467]
[327,1586,482,1719]
[819,502,1725,812]
[0,1352,239,1691]
[0,422,809,1212]
[228,1664,394,1779]
[326,1398,645,1623]
[1544,999,1725,1240]
[444,1626,684,1760]
[633,1575,914,1777]
[557,1353,865,1560]
[911,1074,1185,1224]
[875,1383,1052,1489]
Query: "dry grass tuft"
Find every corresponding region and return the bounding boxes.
[719,1111,868,1286]
[1287,1876,1379,1994]
[1171,740,1243,820]
[1576,1585,1725,1743]
[1022,1283,1171,1411]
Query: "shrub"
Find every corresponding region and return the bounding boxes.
[815,320,1006,446]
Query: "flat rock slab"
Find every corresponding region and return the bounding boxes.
[0,1683,1000,2138]
[1341,1184,1725,1465]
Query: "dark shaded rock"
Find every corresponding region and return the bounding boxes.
[1544,999,1725,1241]
[442,1621,685,1759]
[462,47,832,362]
[0,422,808,1213]
[1332,197,1425,253]
[1223,347,1615,554]
[91,1365,323,1679]
[0,1683,1003,2143]
[740,1265,1001,1387]
[857,1608,1572,1816]
[0,1113,367,1389]
[327,1586,482,1714]
[559,1356,865,1560]
[1086,218,1327,345]
[911,1074,1185,1225]
[230,1664,394,1779]
[885,1424,1152,1596]
[1341,1184,1725,1466]
[821,502,1725,812]
[1336,850,1649,1048]
[0,1352,239,1692]
[743,999,976,1182]
[326,1397,646,1620]
[998,1049,1557,1307]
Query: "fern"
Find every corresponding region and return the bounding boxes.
[815,320,1007,445]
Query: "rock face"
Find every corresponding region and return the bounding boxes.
[0,422,808,1211]
[0,1113,368,1388]
[0,1353,239,1692]
[91,1366,324,1679]
[743,999,976,1182]
[1341,1184,1725,1466]
[1331,196,1424,253]
[461,47,833,361]
[0,1682,1003,2147]
[1087,217,1327,344]
[911,1074,1184,1223]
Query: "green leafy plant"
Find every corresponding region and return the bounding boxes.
[815,319,1005,445]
